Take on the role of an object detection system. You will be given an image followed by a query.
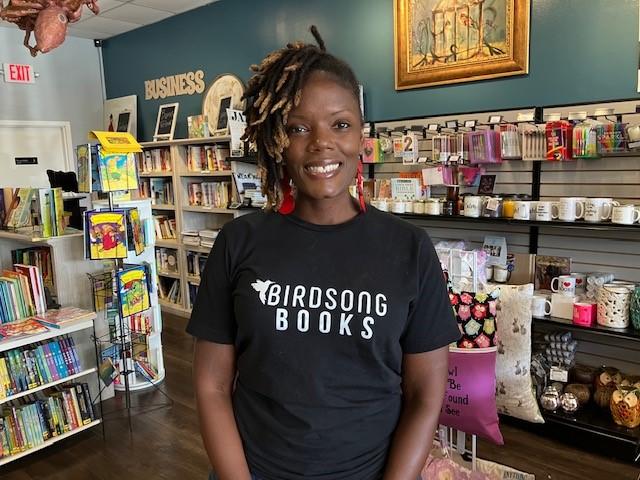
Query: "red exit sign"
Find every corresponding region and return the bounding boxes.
[3,63,35,84]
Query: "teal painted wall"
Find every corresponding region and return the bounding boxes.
[102,0,640,141]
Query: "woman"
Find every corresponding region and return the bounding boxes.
[187,26,459,480]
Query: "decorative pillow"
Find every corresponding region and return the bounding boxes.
[449,290,499,349]
[493,283,544,423]
[439,348,504,445]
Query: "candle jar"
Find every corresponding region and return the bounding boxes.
[413,200,425,215]
[404,200,414,213]
[502,196,517,219]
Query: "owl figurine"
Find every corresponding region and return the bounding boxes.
[594,367,622,409]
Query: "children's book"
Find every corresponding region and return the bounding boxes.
[76,144,93,193]
[5,188,36,228]
[127,208,145,256]
[97,150,139,192]
[0,318,48,339]
[85,210,128,260]
[34,307,94,329]
[116,266,150,318]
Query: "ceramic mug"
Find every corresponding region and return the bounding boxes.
[553,197,585,222]
[584,198,618,222]
[573,302,596,327]
[626,124,640,143]
[514,201,531,220]
[532,295,552,318]
[611,204,640,225]
[536,201,554,221]
[551,275,577,296]
[464,195,483,218]
[571,272,587,294]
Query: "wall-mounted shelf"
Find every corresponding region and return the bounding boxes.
[139,136,231,148]
[179,171,232,177]
[534,316,640,342]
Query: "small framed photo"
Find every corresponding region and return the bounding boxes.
[116,111,131,133]
[477,174,496,194]
[214,96,233,136]
[154,103,179,141]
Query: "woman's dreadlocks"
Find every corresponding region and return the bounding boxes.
[242,25,361,211]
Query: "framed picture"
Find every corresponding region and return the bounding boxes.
[394,0,530,89]
[116,112,131,133]
[202,73,246,137]
[104,95,137,137]
[216,96,232,132]
[154,103,179,142]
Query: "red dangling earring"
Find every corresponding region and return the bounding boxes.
[279,172,295,215]
[356,161,367,212]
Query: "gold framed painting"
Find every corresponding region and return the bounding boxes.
[394,0,530,90]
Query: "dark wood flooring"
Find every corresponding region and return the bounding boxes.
[3,314,639,480]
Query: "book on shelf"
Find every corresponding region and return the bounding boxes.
[158,278,180,304]
[84,210,128,260]
[187,145,231,172]
[139,148,171,173]
[187,114,209,139]
[0,264,46,324]
[188,283,199,309]
[181,230,200,246]
[129,310,152,334]
[149,178,173,205]
[4,188,36,229]
[0,382,96,458]
[33,307,94,330]
[153,215,177,240]
[0,335,83,398]
[11,248,53,292]
[187,181,230,208]
[116,265,151,318]
[156,248,179,274]
[0,318,48,339]
[186,251,208,277]
[97,149,139,192]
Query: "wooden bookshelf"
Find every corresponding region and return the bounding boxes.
[0,367,97,405]
[186,275,201,285]
[139,172,173,177]
[0,419,102,466]
[140,137,248,317]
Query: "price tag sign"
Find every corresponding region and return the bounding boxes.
[427,123,440,132]
[227,109,246,157]
[464,120,477,128]
[488,115,503,124]
[393,137,405,157]
[516,112,535,122]
[550,366,569,383]
[401,132,419,164]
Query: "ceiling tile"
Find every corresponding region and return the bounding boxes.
[130,0,216,14]
[67,27,112,40]
[72,0,124,23]
[101,3,172,24]
[69,16,142,36]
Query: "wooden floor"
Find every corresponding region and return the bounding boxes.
[3,314,639,480]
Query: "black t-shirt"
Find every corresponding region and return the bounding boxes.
[186,207,459,480]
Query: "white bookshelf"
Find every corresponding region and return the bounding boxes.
[0,420,102,466]
[0,317,95,353]
[0,367,97,405]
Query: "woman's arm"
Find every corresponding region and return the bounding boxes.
[193,339,251,480]
[383,345,449,480]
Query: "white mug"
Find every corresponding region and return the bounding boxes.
[493,265,509,283]
[514,201,531,220]
[529,201,538,221]
[553,197,585,222]
[584,198,618,222]
[464,195,483,218]
[536,201,554,221]
[571,272,587,294]
[551,275,577,296]
[611,204,640,225]
[532,295,552,318]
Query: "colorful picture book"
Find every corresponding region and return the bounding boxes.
[0,335,82,397]
[11,248,53,291]
[0,264,46,324]
[34,307,94,329]
[187,114,209,138]
[116,265,151,318]
[0,382,95,457]
[85,210,128,260]
[0,318,48,339]
[97,149,139,192]
[127,208,145,256]
[5,188,36,229]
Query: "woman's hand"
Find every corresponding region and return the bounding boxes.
[193,339,252,480]
[382,345,450,480]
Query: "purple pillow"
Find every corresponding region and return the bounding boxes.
[438,348,504,445]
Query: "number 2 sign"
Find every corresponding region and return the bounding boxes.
[401,133,419,165]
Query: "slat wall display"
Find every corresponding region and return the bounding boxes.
[370,100,639,376]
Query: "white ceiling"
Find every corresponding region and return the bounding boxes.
[59,0,217,40]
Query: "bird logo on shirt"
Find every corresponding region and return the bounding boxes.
[251,279,274,305]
